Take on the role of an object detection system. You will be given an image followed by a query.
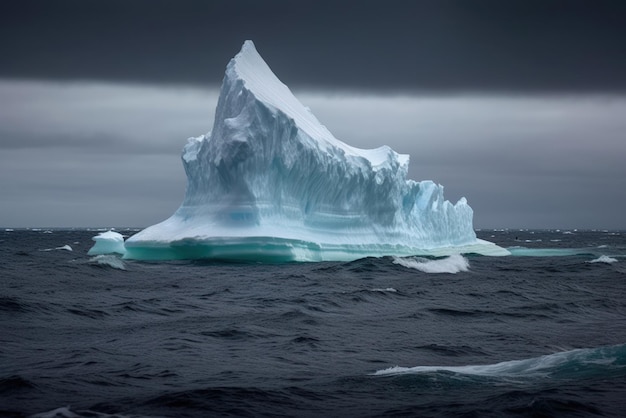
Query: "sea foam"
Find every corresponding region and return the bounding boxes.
[88,255,126,270]
[392,254,469,273]
[588,255,618,264]
[40,245,73,252]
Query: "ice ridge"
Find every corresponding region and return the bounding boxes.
[124,40,508,261]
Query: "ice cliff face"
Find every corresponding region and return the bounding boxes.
[125,41,507,261]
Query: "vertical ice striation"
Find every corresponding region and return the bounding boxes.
[124,41,507,261]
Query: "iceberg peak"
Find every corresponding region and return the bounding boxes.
[227,40,399,167]
[124,41,508,261]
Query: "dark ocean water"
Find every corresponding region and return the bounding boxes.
[1,229,626,417]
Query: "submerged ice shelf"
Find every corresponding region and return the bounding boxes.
[124,41,508,261]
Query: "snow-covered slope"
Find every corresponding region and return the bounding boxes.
[124,41,507,261]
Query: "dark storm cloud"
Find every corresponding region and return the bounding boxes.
[1,0,626,92]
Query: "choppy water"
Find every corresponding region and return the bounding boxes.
[1,229,626,417]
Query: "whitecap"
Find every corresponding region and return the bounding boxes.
[30,405,140,418]
[373,344,626,380]
[40,245,73,252]
[30,406,80,418]
[392,254,469,274]
[588,255,618,264]
[88,255,126,270]
[371,287,397,293]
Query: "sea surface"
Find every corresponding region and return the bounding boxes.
[1,229,626,417]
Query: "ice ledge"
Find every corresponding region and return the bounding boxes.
[123,237,509,262]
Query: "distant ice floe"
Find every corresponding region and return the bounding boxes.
[392,254,469,274]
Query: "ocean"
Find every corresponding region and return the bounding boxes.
[1,229,625,417]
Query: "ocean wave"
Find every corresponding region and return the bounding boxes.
[588,255,618,264]
[0,375,37,392]
[373,343,626,382]
[0,296,31,313]
[392,254,469,273]
[370,287,397,293]
[40,245,73,252]
[88,255,126,270]
[29,406,148,418]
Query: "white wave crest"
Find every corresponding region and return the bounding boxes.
[392,254,469,274]
[373,344,625,379]
[588,255,618,264]
[88,255,126,270]
[30,405,138,418]
[40,245,73,252]
[371,287,397,293]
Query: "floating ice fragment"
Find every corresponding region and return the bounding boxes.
[88,230,126,256]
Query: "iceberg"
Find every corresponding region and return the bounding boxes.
[125,41,508,261]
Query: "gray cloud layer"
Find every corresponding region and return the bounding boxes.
[2,1,625,229]
[1,80,624,228]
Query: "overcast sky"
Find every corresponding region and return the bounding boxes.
[1,0,625,229]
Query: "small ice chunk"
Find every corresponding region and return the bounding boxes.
[87,230,126,255]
